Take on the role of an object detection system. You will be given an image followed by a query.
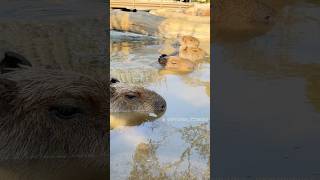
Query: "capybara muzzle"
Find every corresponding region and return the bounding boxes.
[158,54,168,66]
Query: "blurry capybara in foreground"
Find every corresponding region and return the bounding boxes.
[0,52,109,159]
[0,52,166,159]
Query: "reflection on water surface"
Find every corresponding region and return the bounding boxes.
[110,32,210,179]
[111,112,164,129]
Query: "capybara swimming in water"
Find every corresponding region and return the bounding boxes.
[0,52,166,159]
[158,35,206,71]
[110,77,166,115]
[178,36,207,62]
[178,35,200,48]
[158,54,195,73]
[0,53,109,159]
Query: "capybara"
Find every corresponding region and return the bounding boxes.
[179,35,200,48]
[158,54,195,73]
[0,53,109,159]
[110,78,167,115]
[0,52,166,159]
[178,36,207,62]
[157,36,207,72]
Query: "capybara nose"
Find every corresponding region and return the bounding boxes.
[160,104,166,111]
[158,54,168,66]
[157,100,167,113]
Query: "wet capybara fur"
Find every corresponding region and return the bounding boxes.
[178,46,207,62]
[0,52,166,159]
[179,35,200,48]
[110,79,166,115]
[158,36,207,72]
[178,36,207,62]
[158,54,195,72]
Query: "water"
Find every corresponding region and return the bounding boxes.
[110,31,210,179]
[213,1,320,176]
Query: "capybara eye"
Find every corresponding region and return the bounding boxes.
[125,93,138,100]
[49,105,84,120]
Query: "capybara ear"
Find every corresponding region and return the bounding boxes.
[110,78,118,96]
[0,51,32,74]
[110,77,120,84]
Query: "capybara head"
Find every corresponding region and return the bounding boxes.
[178,35,200,48]
[158,54,195,72]
[110,78,166,115]
[0,52,108,159]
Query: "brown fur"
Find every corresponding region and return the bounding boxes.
[0,67,109,159]
[110,81,166,115]
[178,36,207,62]
[158,55,195,72]
[179,35,200,48]
[178,46,207,62]
[158,36,206,71]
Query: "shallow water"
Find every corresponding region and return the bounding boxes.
[110,31,210,179]
[214,1,320,176]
